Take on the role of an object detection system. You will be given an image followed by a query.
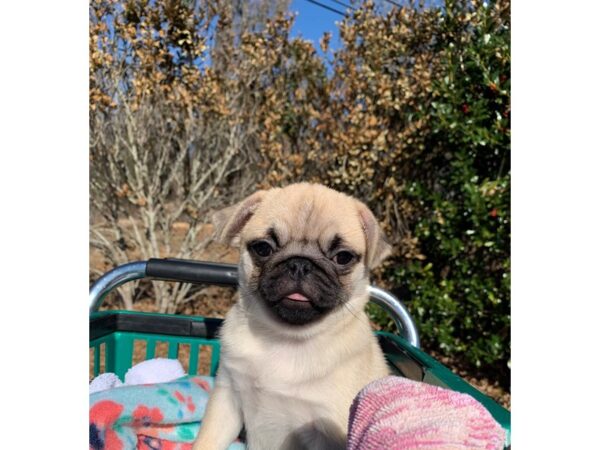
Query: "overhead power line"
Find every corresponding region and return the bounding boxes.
[329,0,356,11]
[304,0,346,17]
[383,0,403,8]
[304,0,404,19]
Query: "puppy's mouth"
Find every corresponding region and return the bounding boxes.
[259,287,339,326]
[279,292,314,310]
[285,292,310,302]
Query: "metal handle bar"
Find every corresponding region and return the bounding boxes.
[89,258,420,348]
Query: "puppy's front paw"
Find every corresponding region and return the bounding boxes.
[191,437,213,450]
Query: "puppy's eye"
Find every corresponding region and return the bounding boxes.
[334,251,354,265]
[249,241,273,258]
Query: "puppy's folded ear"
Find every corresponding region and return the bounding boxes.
[212,190,266,246]
[356,201,392,269]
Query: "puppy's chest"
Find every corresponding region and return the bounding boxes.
[224,339,357,413]
[228,347,349,435]
[225,343,331,390]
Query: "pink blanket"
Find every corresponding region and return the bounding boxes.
[347,376,505,450]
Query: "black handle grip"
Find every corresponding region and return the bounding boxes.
[146,258,239,286]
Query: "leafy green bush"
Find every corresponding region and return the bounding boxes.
[381,0,510,385]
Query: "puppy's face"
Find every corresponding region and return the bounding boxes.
[213,183,391,326]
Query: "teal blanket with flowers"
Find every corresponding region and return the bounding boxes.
[89,375,245,450]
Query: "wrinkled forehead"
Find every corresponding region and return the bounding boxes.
[242,188,366,252]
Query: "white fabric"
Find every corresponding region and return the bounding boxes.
[124,357,185,385]
[89,372,123,394]
[89,358,186,394]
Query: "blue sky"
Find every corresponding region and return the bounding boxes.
[289,0,346,52]
[289,0,444,54]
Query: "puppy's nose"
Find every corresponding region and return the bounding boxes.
[286,257,313,280]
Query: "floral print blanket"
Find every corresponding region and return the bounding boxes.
[90,375,245,450]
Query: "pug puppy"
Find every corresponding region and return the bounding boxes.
[193,183,391,450]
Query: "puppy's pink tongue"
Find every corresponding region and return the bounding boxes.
[286,293,309,302]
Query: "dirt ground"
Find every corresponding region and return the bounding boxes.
[90,222,510,410]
